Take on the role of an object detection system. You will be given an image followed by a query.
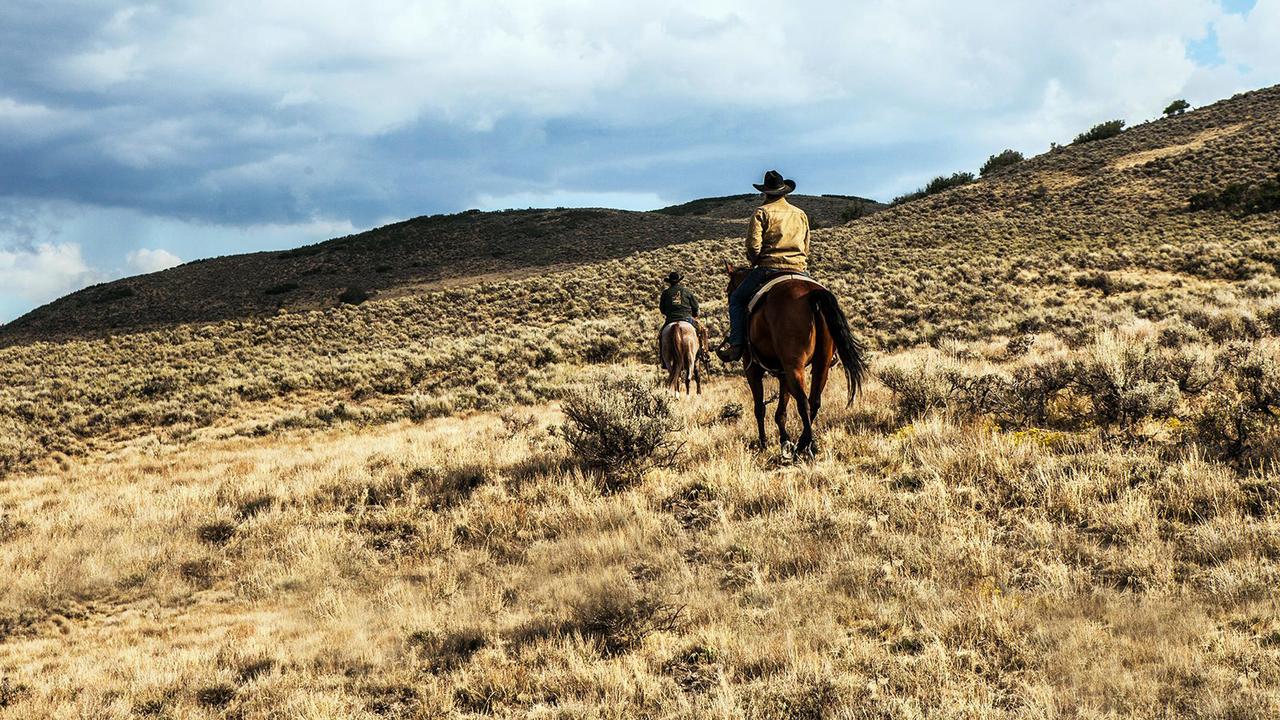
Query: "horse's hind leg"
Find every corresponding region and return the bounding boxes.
[782,367,814,456]
[747,365,767,448]
[775,377,792,451]
[809,359,830,422]
[684,347,696,395]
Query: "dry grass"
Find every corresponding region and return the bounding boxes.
[1,361,1277,718]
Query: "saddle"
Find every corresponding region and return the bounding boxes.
[747,273,827,314]
[744,274,830,376]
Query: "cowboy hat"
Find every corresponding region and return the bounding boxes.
[665,271,683,284]
[753,169,796,196]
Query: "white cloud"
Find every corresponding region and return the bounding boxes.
[1216,0,1280,76]
[126,248,182,274]
[0,243,99,320]
[57,44,140,90]
[0,97,83,142]
[46,0,1234,136]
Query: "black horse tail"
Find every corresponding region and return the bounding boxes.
[812,289,868,405]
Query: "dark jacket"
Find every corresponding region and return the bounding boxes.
[659,284,699,323]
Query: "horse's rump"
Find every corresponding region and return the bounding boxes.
[660,321,699,370]
[747,279,865,404]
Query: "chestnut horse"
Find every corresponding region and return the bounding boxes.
[660,321,702,394]
[725,265,867,456]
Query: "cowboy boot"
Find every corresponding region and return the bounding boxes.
[715,340,744,362]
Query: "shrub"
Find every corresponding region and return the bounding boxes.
[406,628,486,673]
[1189,176,1280,215]
[1073,119,1125,145]
[406,394,453,421]
[876,362,952,420]
[980,149,1024,177]
[1163,99,1191,116]
[664,643,722,693]
[839,202,870,222]
[338,286,371,305]
[559,376,680,489]
[0,420,39,477]
[264,281,301,296]
[583,335,621,363]
[90,284,136,304]
[1004,358,1074,427]
[891,172,975,205]
[1073,332,1179,432]
[569,578,685,655]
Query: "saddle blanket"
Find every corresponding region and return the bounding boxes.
[746,274,828,314]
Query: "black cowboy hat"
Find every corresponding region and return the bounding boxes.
[665,271,683,284]
[753,169,796,196]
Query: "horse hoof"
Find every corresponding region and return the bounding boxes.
[779,440,795,460]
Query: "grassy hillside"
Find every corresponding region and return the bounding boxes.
[658,193,885,227]
[1,85,1279,717]
[0,209,741,342]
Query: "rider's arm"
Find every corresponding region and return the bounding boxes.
[746,208,765,266]
[688,290,699,318]
[659,290,673,316]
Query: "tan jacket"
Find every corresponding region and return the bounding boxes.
[746,196,810,272]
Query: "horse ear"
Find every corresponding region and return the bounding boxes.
[724,261,734,275]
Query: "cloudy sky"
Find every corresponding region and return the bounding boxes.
[1,1,1277,321]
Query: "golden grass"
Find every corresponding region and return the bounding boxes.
[1109,123,1248,170]
[1,355,1278,718]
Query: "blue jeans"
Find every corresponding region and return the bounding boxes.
[727,267,785,345]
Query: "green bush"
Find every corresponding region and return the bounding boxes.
[1073,119,1125,145]
[839,202,870,222]
[980,149,1024,177]
[891,172,975,205]
[1163,99,1191,116]
[1189,175,1280,215]
[559,376,681,489]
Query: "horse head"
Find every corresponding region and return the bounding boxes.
[724,262,750,297]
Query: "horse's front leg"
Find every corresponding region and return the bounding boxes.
[747,364,767,449]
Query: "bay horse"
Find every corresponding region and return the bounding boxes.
[660,321,702,394]
[725,264,867,456]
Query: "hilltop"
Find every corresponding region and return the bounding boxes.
[657,193,884,226]
[0,194,880,344]
[0,85,1278,717]
[0,209,739,342]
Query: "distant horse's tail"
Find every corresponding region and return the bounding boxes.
[812,289,867,405]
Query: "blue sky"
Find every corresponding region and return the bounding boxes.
[1,0,1278,321]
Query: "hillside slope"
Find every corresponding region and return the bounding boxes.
[658,192,884,226]
[1,193,881,344]
[0,209,742,342]
[2,85,1279,468]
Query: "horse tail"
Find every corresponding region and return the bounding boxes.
[812,289,867,405]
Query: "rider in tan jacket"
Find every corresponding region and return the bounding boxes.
[716,170,811,362]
